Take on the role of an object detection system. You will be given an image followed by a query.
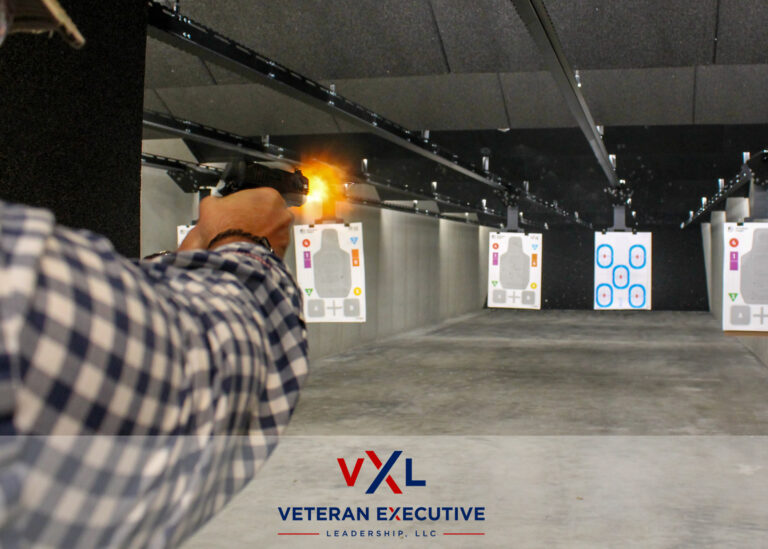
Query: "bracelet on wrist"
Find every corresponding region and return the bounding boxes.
[143,250,173,260]
[206,229,272,252]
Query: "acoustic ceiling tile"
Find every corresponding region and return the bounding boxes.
[547,0,717,69]
[499,72,575,128]
[143,88,169,113]
[430,0,541,73]
[715,0,768,64]
[170,0,448,80]
[580,67,694,126]
[329,73,509,131]
[156,84,341,136]
[144,37,214,88]
[695,64,768,124]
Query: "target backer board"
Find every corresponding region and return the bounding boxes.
[487,232,542,309]
[722,222,768,332]
[293,223,366,323]
[594,232,652,310]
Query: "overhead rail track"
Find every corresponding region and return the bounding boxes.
[141,151,223,176]
[143,112,593,227]
[141,152,507,224]
[142,113,506,220]
[143,110,298,165]
[681,150,768,229]
[143,111,589,228]
[145,0,587,228]
[510,0,622,196]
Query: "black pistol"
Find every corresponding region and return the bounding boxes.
[218,158,309,207]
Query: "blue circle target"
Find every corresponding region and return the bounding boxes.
[612,265,630,289]
[596,244,614,269]
[629,245,647,269]
[629,284,646,308]
[596,284,613,308]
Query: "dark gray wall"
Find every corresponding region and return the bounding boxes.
[0,0,147,256]
[542,229,708,310]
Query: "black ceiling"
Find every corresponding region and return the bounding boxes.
[143,0,768,228]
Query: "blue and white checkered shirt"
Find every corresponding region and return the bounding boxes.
[0,201,309,548]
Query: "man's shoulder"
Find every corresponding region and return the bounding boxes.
[0,200,56,234]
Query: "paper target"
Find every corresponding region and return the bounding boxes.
[594,232,652,310]
[722,222,768,332]
[293,223,366,323]
[487,232,542,309]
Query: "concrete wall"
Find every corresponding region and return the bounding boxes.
[441,219,490,319]
[709,211,726,322]
[726,197,750,223]
[701,222,712,310]
[285,201,489,360]
[751,182,768,220]
[140,140,199,257]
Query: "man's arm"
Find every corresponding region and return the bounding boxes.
[0,189,309,548]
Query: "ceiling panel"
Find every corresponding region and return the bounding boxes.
[204,61,250,85]
[430,0,541,73]
[142,128,170,140]
[329,73,509,131]
[499,71,575,128]
[172,0,448,80]
[695,65,768,125]
[141,138,197,162]
[581,67,694,126]
[546,0,718,69]
[156,84,341,136]
[143,89,169,113]
[715,0,768,64]
[146,1,723,82]
[144,37,214,88]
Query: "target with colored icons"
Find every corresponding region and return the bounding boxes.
[721,223,768,332]
[487,232,543,310]
[293,223,367,323]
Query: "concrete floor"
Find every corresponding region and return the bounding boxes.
[184,310,768,548]
[293,309,768,436]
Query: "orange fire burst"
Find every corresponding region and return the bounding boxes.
[300,159,345,206]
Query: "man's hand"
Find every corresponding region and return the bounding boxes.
[178,188,293,258]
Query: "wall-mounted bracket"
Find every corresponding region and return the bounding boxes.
[748,153,768,220]
[509,0,620,191]
[505,206,520,231]
[141,152,222,192]
[612,205,627,231]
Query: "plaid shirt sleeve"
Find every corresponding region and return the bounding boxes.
[0,201,309,548]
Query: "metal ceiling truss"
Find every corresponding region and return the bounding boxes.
[345,197,491,226]
[142,111,507,220]
[509,0,623,198]
[141,152,502,225]
[141,151,221,192]
[143,110,297,164]
[145,0,586,228]
[681,150,768,229]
